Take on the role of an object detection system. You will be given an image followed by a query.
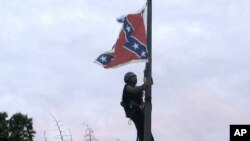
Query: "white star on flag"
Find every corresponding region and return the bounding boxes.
[100,56,107,62]
[126,26,131,32]
[141,51,146,57]
[132,43,139,50]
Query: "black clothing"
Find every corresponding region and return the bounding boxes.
[122,84,143,106]
[122,84,154,141]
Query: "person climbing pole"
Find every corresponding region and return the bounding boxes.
[121,72,154,141]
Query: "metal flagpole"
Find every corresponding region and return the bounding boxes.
[144,0,152,141]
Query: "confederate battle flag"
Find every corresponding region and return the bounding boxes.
[95,7,148,68]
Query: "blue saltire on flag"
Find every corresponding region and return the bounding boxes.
[95,7,148,68]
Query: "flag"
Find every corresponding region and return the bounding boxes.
[95,7,148,68]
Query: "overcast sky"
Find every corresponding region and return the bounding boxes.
[1,0,250,141]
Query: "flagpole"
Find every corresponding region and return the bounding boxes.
[144,0,152,141]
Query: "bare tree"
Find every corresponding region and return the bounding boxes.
[83,124,98,141]
[44,131,48,141]
[68,128,73,141]
[50,114,65,141]
[50,114,75,141]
